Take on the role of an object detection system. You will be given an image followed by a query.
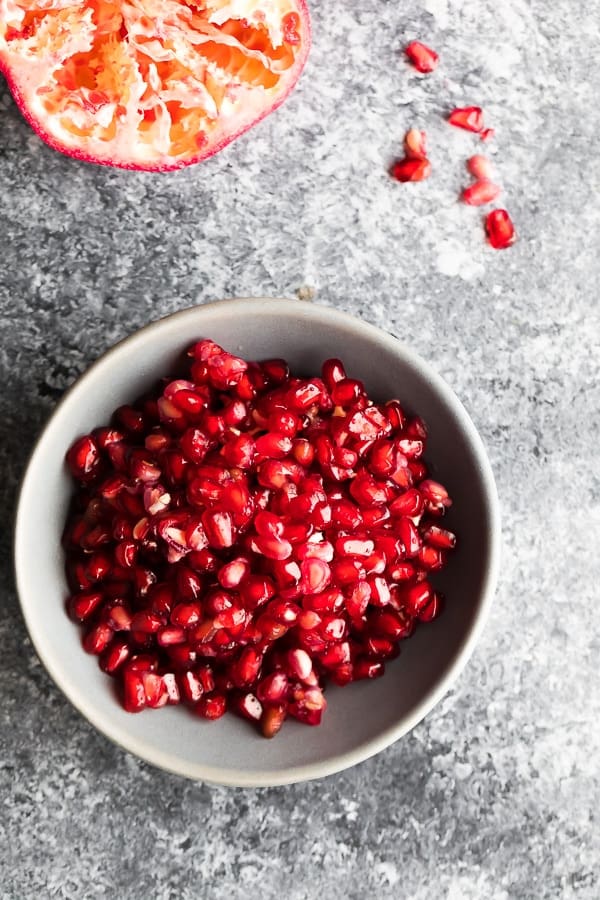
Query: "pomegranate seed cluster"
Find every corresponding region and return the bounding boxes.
[395,41,517,250]
[63,341,456,738]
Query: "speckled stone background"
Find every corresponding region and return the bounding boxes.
[1,0,599,897]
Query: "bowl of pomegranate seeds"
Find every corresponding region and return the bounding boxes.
[14,299,500,785]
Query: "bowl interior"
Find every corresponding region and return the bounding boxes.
[14,299,499,786]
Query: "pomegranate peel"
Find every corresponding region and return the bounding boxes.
[0,0,311,170]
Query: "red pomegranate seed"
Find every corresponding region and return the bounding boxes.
[260,358,290,385]
[100,639,130,674]
[390,157,432,183]
[83,623,113,655]
[319,641,351,668]
[354,659,385,680]
[387,561,416,582]
[321,358,346,391]
[419,479,451,507]
[462,180,502,206]
[202,509,234,548]
[287,648,313,681]
[398,518,421,557]
[157,626,186,646]
[385,399,406,431]
[169,387,207,416]
[143,672,169,708]
[177,670,203,703]
[418,592,443,622]
[214,607,246,630]
[320,615,347,641]
[364,636,396,658]
[68,590,103,622]
[331,499,363,530]
[372,609,413,641]
[217,557,250,589]
[105,603,133,631]
[423,525,456,549]
[448,106,484,133]
[407,460,427,483]
[300,558,332,594]
[257,672,288,703]
[402,582,433,616]
[286,380,323,410]
[66,435,101,482]
[255,432,293,459]
[485,208,517,249]
[304,588,343,614]
[405,40,439,73]
[94,426,124,449]
[240,575,275,609]
[251,535,293,561]
[170,602,201,629]
[467,154,494,180]
[404,128,427,160]
[222,433,256,468]
[130,611,162,634]
[196,692,227,719]
[418,545,446,570]
[180,428,211,464]
[480,128,495,142]
[368,576,391,606]
[123,670,146,712]
[234,647,263,685]
[331,378,365,407]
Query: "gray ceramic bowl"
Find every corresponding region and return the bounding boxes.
[14,299,500,786]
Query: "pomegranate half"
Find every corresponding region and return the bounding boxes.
[0,0,311,170]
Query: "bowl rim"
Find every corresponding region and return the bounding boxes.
[13,298,501,787]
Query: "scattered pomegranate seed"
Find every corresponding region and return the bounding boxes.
[448,106,485,133]
[390,157,432,183]
[467,155,494,181]
[485,208,517,249]
[480,128,495,142]
[461,180,502,206]
[63,343,456,737]
[405,41,439,74]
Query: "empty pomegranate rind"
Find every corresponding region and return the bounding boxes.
[63,340,456,736]
[0,0,311,170]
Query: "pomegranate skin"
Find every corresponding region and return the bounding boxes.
[0,0,312,172]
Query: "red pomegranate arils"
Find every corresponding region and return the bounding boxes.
[448,106,485,133]
[195,692,227,720]
[405,41,439,74]
[63,342,456,737]
[462,180,502,206]
[480,128,495,142]
[390,157,432,183]
[485,208,517,249]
